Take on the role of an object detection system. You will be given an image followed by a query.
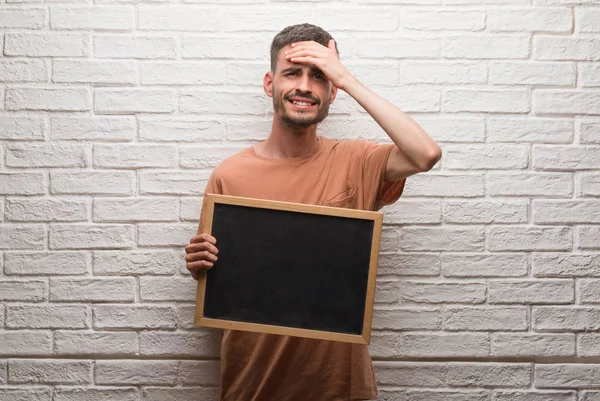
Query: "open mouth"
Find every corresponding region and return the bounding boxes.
[287,97,318,110]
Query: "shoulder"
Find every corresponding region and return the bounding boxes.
[212,146,254,178]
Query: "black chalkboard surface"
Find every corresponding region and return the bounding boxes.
[194,194,383,344]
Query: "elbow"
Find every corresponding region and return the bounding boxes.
[418,147,442,172]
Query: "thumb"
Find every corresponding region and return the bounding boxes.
[328,39,336,50]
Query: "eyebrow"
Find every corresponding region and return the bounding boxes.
[281,66,325,76]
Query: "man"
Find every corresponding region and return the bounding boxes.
[185,23,442,401]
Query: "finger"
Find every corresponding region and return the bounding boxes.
[186,260,214,271]
[288,56,319,65]
[185,250,218,263]
[286,49,324,60]
[328,39,336,51]
[185,242,219,255]
[189,233,217,245]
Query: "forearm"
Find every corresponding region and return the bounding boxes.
[340,76,441,169]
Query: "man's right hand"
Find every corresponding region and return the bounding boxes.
[185,233,219,280]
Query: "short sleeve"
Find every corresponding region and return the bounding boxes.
[361,142,406,211]
[196,171,222,234]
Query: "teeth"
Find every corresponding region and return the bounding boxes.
[292,100,313,106]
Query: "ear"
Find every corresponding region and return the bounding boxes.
[263,71,274,97]
[329,84,338,105]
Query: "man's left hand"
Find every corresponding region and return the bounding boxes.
[284,39,354,90]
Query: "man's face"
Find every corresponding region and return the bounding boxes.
[265,45,337,128]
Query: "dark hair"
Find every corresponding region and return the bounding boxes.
[270,23,339,72]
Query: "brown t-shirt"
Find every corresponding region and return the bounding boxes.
[198,136,406,401]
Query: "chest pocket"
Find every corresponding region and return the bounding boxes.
[324,181,357,208]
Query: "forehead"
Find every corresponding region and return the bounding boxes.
[275,45,323,74]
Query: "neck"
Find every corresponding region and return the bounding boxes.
[256,117,320,159]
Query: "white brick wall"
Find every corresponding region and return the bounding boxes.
[0,0,599,399]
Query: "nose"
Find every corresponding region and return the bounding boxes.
[297,71,311,93]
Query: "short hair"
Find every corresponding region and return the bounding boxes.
[270,23,339,72]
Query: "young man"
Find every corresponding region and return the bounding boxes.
[185,24,442,401]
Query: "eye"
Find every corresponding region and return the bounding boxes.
[313,73,324,80]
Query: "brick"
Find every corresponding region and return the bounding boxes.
[180,145,247,169]
[316,8,398,31]
[139,118,223,142]
[581,121,600,144]
[51,171,135,196]
[372,308,442,330]
[534,146,600,170]
[579,226,600,250]
[55,331,138,355]
[536,37,600,61]
[488,118,573,143]
[578,334,600,357]
[51,6,134,30]
[53,59,137,85]
[387,389,491,401]
[6,199,87,222]
[6,143,87,167]
[0,361,5,384]
[533,253,600,277]
[444,200,528,224]
[401,9,484,31]
[379,227,400,253]
[581,63,600,87]
[403,173,484,197]
[402,333,490,357]
[0,116,44,140]
[94,35,177,59]
[9,360,91,384]
[581,173,600,196]
[446,144,529,170]
[491,334,575,357]
[442,253,528,277]
[490,61,575,85]
[536,0,598,5]
[359,87,440,114]
[140,171,210,195]
[0,387,52,400]
[181,197,202,221]
[0,224,45,250]
[95,361,177,385]
[400,61,486,85]
[95,88,176,114]
[346,61,400,87]
[0,331,52,355]
[488,8,572,32]
[225,119,274,141]
[382,200,441,225]
[533,307,600,331]
[182,35,270,59]
[488,226,572,251]
[409,116,485,143]
[0,60,46,83]
[140,277,196,301]
[444,307,527,331]
[578,279,600,303]
[6,87,90,111]
[401,281,486,303]
[535,200,600,224]
[225,8,311,32]
[368,332,403,358]
[0,280,47,301]
[359,37,440,59]
[224,61,273,86]
[93,250,180,275]
[580,391,600,401]
[138,224,196,247]
[487,173,572,197]
[444,35,530,59]
[399,227,485,251]
[447,0,528,3]
[5,33,89,57]
[139,331,221,357]
[378,253,440,276]
[492,390,576,401]
[50,278,135,302]
[175,304,197,329]
[50,224,134,249]
[444,89,529,113]
[93,305,177,329]
[6,305,89,329]
[374,279,400,304]
[141,61,225,85]
[375,362,446,386]
[51,116,135,141]
[142,387,219,401]
[4,252,89,275]
[94,144,177,168]
[54,387,138,401]
[0,173,46,195]
[0,7,46,28]
[139,7,219,31]
[489,280,574,304]
[180,90,267,115]
[448,363,531,388]
[178,361,220,385]
[535,364,600,388]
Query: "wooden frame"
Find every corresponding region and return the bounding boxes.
[194,193,383,344]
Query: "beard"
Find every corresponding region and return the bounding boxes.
[273,89,330,128]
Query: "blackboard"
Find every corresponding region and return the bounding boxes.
[194,194,383,344]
